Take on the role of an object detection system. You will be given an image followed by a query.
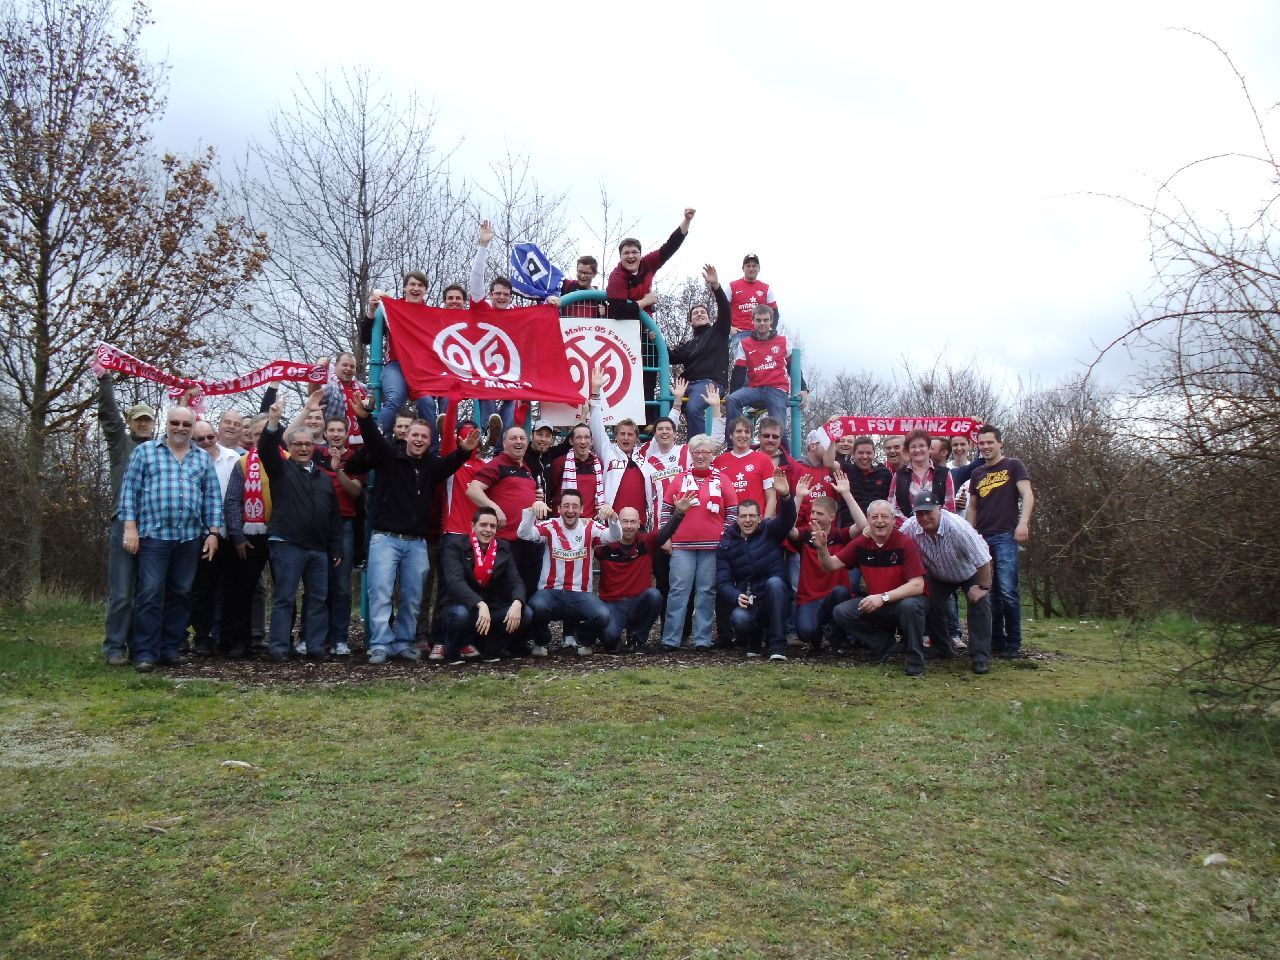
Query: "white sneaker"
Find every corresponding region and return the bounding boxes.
[334,642,352,657]
[531,645,548,658]
[293,639,306,656]
[576,645,594,657]
[562,635,578,650]
[769,653,788,662]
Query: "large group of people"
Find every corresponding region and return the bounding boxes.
[98,214,1035,678]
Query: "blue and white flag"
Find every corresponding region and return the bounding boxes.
[509,242,565,300]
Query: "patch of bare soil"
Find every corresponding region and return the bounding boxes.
[154,642,1063,689]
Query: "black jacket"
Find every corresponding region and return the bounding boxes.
[669,284,732,385]
[894,464,948,518]
[441,535,525,608]
[715,494,797,601]
[356,415,468,536]
[258,426,342,558]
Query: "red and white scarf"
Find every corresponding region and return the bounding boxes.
[337,376,367,446]
[562,453,604,508]
[679,467,724,514]
[470,534,498,587]
[242,448,267,532]
[93,342,325,413]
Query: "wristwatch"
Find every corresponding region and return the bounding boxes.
[880,592,890,603]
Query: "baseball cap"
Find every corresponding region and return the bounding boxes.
[125,403,156,421]
[531,419,555,433]
[913,491,943,512]
[742,253,760,265]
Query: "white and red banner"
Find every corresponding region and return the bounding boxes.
[380,299,585,407]
[540,316,644,426]
[93,343,326,399]
[824,416,982,439]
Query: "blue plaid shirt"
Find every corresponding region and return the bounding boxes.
[119,439,223,541]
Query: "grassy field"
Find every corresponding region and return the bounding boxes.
[2,598,1277,959]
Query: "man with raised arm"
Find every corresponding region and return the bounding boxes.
[118,405,222,672]
[596,496,691,653]
[349,394,477,665]
[587,364,654,525]
[608,208,695,421]
[715,467,797,661]
[823,432,893,527]
[518,489,622,658]
[257,400,343,663]
[966,424,1034,659]
[364,271,440,438]
[468,218,520,438]
[668,264,732,438]
[815,499,928,678]
[439,506,529,663]
[791,468,867,653]
[97,376,156,666]
[606,208,695,317]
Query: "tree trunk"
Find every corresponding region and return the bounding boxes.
[20,425,45,605]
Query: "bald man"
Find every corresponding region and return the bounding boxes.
[594,497,692,653]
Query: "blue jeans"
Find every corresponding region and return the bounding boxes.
[662,549,717,649]
[726,386,789,443]
[984,532,1022,652]
[723,575,789,655]
[682,378,724,439]
[367,532,429,656]
[103,517,136,659]
[130,537,201,664]
[795,586,851,649]
[269,541,329,659]
[475,399,516,434]
[947,591,961,640]
[528,589,611,648]
[602,588,663,649]
[327,519,355,650]
[377,361,439,439]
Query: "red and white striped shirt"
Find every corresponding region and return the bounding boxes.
[638,439,689,521]
[517,510,622,592]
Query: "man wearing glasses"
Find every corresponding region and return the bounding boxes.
[256,400,344,663]
[118,407,223,672]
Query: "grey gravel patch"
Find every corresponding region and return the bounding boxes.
[0,710,124,768]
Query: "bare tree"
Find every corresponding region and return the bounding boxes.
[470,148,572,299]
[582,183,639,280]
[1094,36,1280,708]
[240,68,466,370]
[0,0,267,600]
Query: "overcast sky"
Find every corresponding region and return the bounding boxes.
[141,0,1280,394]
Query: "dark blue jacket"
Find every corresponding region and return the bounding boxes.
[715,494,796,603]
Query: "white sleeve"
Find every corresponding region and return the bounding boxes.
[588,398,612,460]
[468,244,489,302]
[516,507,540,542]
